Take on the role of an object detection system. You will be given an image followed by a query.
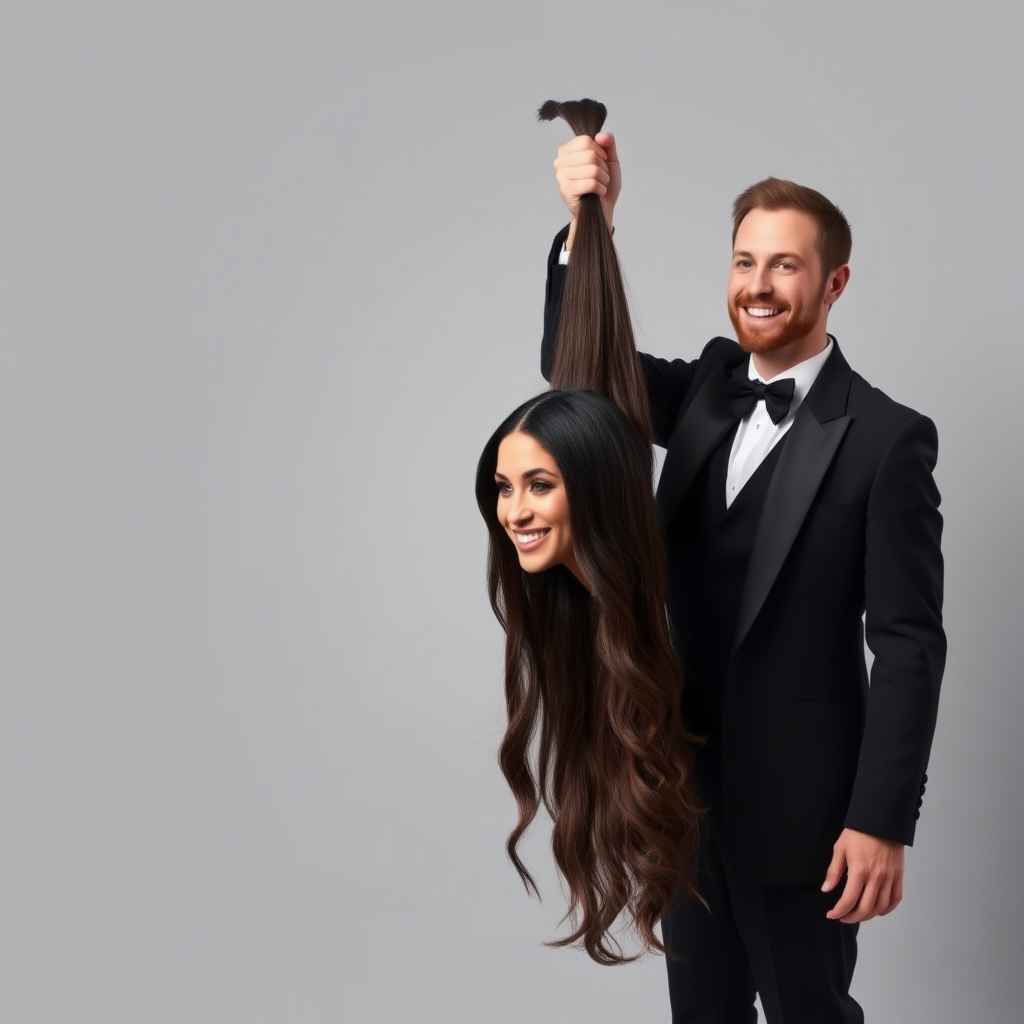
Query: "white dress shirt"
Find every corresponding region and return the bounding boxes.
[725,340,832,507]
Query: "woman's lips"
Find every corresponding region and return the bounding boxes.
[513,528,551,551]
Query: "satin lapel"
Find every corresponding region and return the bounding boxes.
[732,404,851,652]
[656,366,737,521]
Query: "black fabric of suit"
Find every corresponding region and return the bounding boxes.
[662,423,863,1024]
[670,423,789,814]
[540,225,945,1022]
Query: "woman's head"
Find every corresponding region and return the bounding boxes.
[476,386,702,963]
[476,388,657,592]
[494,428,579,582]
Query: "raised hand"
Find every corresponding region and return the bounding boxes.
[553,132,621,247]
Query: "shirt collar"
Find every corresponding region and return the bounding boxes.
[747,336,834,414]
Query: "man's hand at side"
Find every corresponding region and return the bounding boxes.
[822,828,905,924]
[554,132,621,248]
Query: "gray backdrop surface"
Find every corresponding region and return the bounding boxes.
[2,2,1020,1022]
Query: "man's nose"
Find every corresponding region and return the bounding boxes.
[749,267,773,295]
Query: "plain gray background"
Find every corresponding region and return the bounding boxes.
[2,2,1020,1022]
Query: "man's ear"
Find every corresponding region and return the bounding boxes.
[825,264,851,308]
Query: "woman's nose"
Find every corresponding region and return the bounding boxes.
[508,495,533,526]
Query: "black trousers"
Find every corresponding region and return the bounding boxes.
[662,824,863,1024]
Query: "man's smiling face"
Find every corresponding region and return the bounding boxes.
[727,207,834,366]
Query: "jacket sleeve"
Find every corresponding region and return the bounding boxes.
[843,412,946,845]
[540,226,700,448]
[540,225,571,382]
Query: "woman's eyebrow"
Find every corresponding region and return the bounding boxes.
[495,467,558,480]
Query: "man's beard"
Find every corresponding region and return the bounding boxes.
[728,293,824,354]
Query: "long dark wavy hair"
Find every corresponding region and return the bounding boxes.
[475,388,704,964]
[537,98,653,447]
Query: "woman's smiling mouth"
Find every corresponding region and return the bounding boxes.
[514,529,551,551]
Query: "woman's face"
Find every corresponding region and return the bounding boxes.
[494,430,583,582]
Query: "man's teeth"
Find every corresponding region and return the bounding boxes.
[747,307,780,317]
[517,531,549,542]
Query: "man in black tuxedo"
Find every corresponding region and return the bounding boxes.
[541,133,945,1023]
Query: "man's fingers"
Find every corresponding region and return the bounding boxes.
[552,132,619,236]
[826,872,863,920]
[879,894,903,916]
[556,136,608,163]
[565,182,608,199]
[892,874,904,903]
[820,847,846,893]
[555,152,609,196]
[557,133,598,153]
[840,877,885,924]
[866,880,893,921]
[561,165,611,187]
[823,830,905,923]
[555,151,611,178]
[594,131,618,165]
[556,176,608,201]
[555,160,611,208]
[879,877,904,916]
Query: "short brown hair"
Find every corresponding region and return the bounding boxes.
[732,177,852,274]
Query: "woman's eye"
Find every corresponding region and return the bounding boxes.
[496,481,512,496]
[530,480,552,493]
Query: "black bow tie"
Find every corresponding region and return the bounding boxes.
[727,369,796,425]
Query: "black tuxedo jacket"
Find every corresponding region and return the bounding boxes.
[542,227,945,883]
